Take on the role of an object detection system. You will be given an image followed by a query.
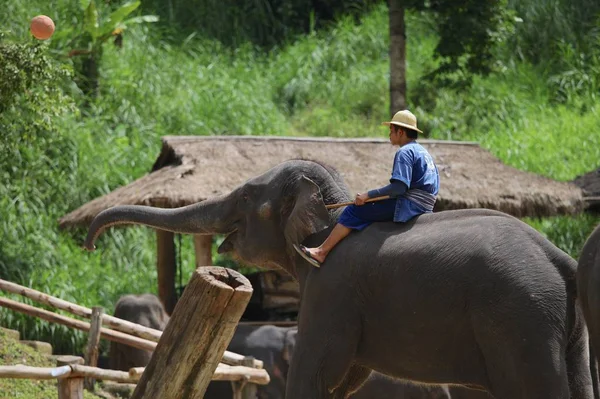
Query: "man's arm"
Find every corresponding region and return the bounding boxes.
[367,180,408,198]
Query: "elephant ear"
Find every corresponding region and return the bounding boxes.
[283,175,330,247]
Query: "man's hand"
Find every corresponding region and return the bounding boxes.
[355,193,369,206]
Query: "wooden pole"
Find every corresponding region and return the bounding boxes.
[0,285,262,368]
[0,278,163,342]
[70,364,137,384]
[0,297,156,352]
[0,365,72,379]
[326,195,390,209]
[241,357,258,399]
[57,356,84,399]
[0,363,269,385]
[157,229,177,314]
[193,234,214,267]
[131,267,253,399]
[84,306,104,390]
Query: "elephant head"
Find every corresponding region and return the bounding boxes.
[84,159,350,278]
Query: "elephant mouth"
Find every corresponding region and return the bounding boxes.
[217,229,237,254]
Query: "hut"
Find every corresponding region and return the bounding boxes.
[573,167,600,212]
[59,136,585,314]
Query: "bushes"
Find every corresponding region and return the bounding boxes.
[141,0,380,47]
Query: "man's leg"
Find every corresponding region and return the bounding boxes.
[300,199,397,265]
[306,223,352,264]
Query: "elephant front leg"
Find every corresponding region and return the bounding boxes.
[285,320,362,398]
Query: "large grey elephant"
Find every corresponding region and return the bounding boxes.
[84,159,592,399]
[577,223,600,398]
[109,293,170,371]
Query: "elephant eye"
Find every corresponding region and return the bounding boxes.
[241,190,250,202]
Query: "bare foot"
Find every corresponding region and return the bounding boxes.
[306,247,327,264]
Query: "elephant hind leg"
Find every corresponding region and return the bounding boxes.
[475,321,569,398]
[332,364,371,399]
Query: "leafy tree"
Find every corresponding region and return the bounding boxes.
[388,0,516,116]
[0,35,76,282]
[142,0,380,47]
[67,0,158,98]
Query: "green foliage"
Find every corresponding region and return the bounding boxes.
[525,214,600,259]
[0,0,599,359]
[78,0,158,48]
[407,0,519,89]
[0,330,104,398]
[141,0,380,47]
[0,37,77,284]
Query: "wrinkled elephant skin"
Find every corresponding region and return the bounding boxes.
[85,159,593,399]
[577,223,600,398]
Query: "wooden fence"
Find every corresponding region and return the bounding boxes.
[0,267,270,399]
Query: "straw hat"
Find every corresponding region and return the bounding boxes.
[382,110,423,134]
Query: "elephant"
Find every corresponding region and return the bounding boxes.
[84,159,593,399]
[577,223,600,398]
[108,293,170,371]
[204,324,298,399]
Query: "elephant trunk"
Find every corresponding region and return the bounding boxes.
[83,195,236,251]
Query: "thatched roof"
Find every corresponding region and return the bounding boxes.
[573,167,600,211]
[59,136,584,228]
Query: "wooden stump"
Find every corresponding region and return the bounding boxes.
[57,356,84,399]
[131,266,253,399]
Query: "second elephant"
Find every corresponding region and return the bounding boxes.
[109,293,170,371]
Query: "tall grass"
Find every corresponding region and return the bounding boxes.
[0,1,599,354]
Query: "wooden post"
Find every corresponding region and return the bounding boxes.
[241,356,258,399]
[84,306,104,391]
[157,229,177,314]
[131,267,253,399]
[193,234,213,267]
[57,356,84,399]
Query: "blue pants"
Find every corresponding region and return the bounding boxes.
[338,198,397,231]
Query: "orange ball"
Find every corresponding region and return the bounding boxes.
[30,15,55,40]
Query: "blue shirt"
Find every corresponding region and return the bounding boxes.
[390,142,439,222]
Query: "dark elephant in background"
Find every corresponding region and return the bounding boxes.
[577,223,600,398]
[85,159,593,399]
[205,324,297,399]
[109,293,170,371]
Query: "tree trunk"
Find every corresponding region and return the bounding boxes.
[130,267,253,399]
[81,55,100,99]
[389,0,407,116]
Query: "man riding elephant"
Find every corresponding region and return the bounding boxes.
[84,155,593,398]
